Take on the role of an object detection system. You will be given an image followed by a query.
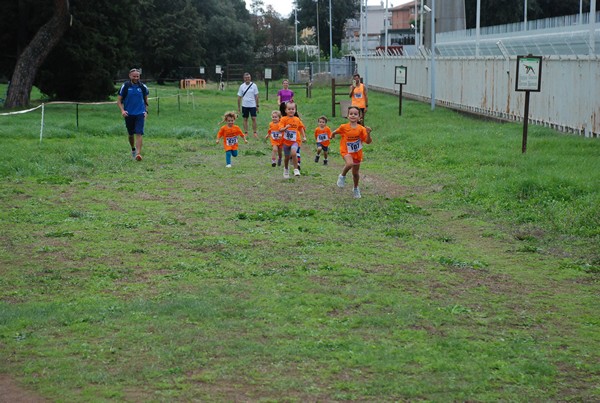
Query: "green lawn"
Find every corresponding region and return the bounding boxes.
[0,82,598,401]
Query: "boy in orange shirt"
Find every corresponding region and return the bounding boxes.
[278,102,307,178]
[265,110,283,167]
[216,111,248,168]
[313,115,332,165]
[331,106,372,198]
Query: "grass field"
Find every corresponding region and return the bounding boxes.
[0,82,599,401]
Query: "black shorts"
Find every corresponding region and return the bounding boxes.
[241,107,257,118]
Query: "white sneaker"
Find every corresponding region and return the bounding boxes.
[337,174,346,188]
[283,168,290,179]
[353,187,362,199]
[293,169,300,177]
[131,149,136,159]
[226,164,232,168]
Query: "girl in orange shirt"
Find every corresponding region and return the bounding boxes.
[278,102,307,178]
[331,106,372,198]
[216,111,248,168]
[265,110,283,167]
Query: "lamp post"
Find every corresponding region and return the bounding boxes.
[430,0,436,111]
[295,8,299,65]
[329,0,333,62]
[315,0,321,59]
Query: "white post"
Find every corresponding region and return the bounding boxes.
[524,0,528,31]
[385,0,389,56]
[430,0,436,111]
[476,0,481,56]
[295,8,299,65]
[329,0,333,65]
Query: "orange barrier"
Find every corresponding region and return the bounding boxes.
[180,78,206,89]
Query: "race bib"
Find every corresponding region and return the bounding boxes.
[285,130,297,141]
[226,136,238,146]
[317,133,329,142]
[346,139,362,153]
[271,131,281,140]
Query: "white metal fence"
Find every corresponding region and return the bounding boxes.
[354,10,600,138]
[357,55,599,137]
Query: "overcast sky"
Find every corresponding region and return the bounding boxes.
[244,0,414,19]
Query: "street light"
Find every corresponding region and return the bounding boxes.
[314,0,321,60]
[294,8,299,65]
[430,0,436,111]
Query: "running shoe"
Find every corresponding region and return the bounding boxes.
[314,155,320,163]
[353,187,362,199]
[135,154,142,161]
[337,174,345,188]
[131,148,136,159]
[271,161,276,167]
[277,158,282,166]
[294,169,300,177]
[323,159,328,165]
[226,164,232,168]
[283,168,290,179]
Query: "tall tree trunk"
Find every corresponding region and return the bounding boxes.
[4,0,70,108]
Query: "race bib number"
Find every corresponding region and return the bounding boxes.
[317,133,329,142]
[346,139,362,153]
[271,131,281,140]
[226,136,238,146]
[285,130,297,141]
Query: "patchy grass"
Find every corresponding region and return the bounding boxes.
[0,83,598,401]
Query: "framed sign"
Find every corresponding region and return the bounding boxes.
[515,55,542,92]
[215,65,222,74]
[264,68,272,80]
[199,67,205,74]
[395,65,407,85]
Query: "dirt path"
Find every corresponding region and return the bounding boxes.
[0,375,47,403]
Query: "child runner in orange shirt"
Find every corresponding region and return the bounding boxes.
[313,115,332,165]
[278,102,306,178]
[265,110,284,167]
[216,111,248,168]
[331,105,372,198]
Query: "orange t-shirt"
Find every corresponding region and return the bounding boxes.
[333,123,369,159]
[278,116,306,147]
[217,124,245,151]
[314,126,332,147]
[268,121,283,146]
[351,83,367,109]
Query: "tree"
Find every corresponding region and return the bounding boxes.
[4,0,70,108]
[36,0,138,101]
[295,0,359,57]
[250,5,295,64]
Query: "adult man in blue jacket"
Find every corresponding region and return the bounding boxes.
[117,68,149,161]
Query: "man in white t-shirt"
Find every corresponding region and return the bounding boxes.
[237,72,259,138]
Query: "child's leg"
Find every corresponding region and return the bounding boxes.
[341,154,353,176]
[271,145,278,161]
[231,150,238,158]
[225,150,232,165]
[291,147,298,169]
[352,163,361,188]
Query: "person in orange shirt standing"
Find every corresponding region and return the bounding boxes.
[265,110,283,167]
[313,115,332,165]
[216,111,248,168]
[278,102,307,178]
[331,106,373,199]
[349,73,368,125]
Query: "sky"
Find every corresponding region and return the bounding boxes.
[244,0,414,19]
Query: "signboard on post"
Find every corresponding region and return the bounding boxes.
[515,55,543,153]
[264,68,272,100]
[395,66,407,116]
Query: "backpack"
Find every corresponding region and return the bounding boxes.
[120,81,149,105]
